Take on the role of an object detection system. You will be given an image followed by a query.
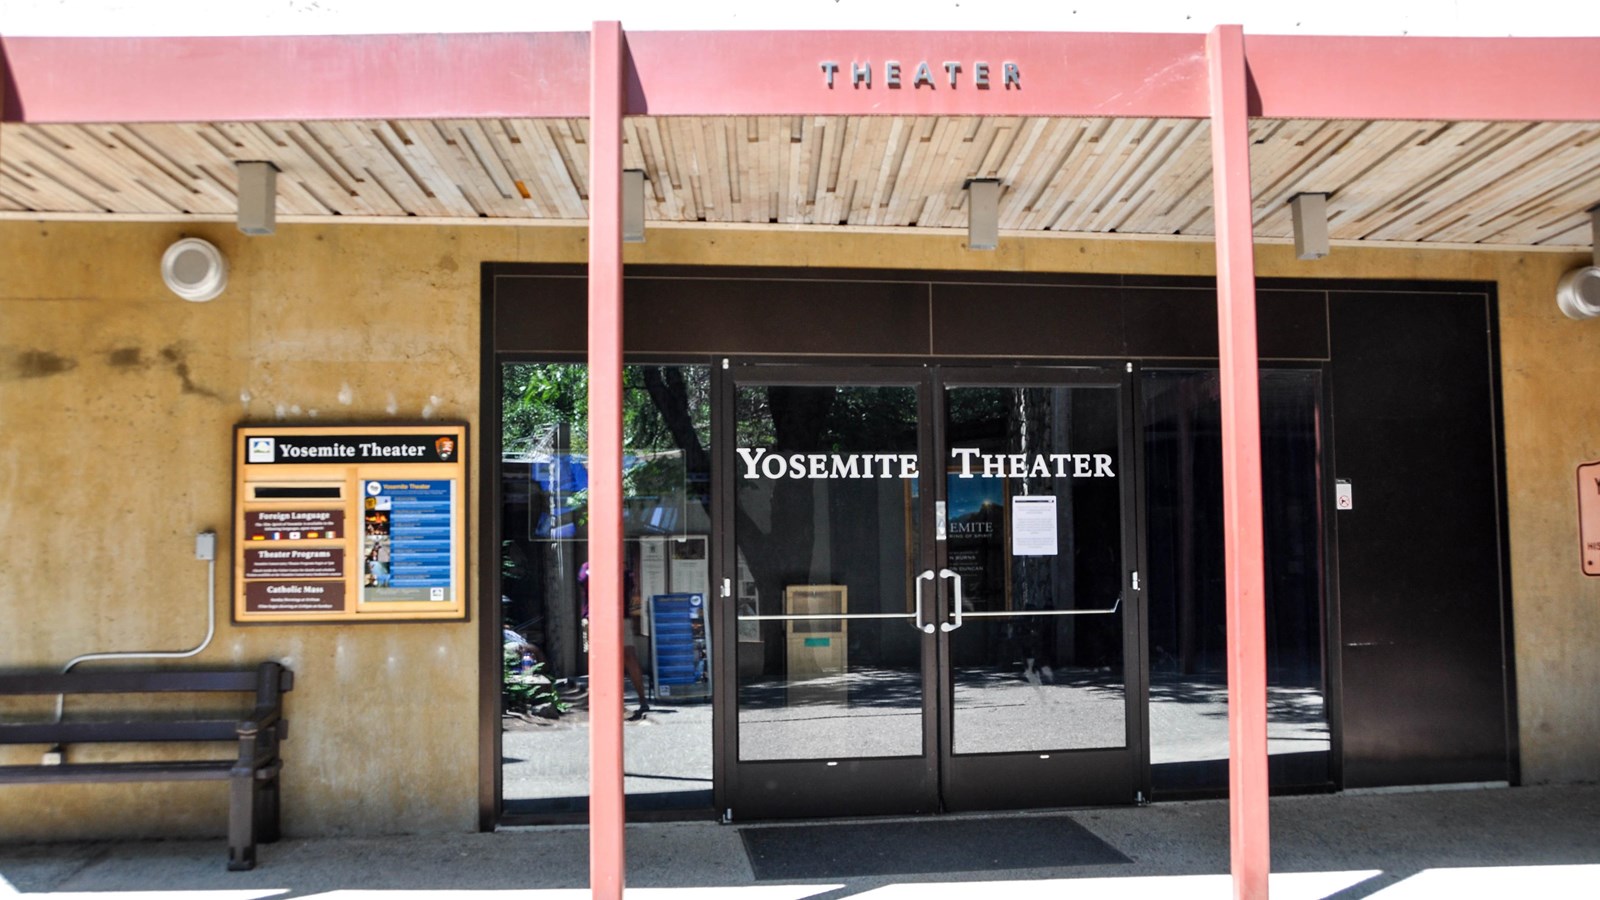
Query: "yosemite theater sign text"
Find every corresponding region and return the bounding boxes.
[737,447,1113,479]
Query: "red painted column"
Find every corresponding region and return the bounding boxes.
[587,20,626,900]
[1206,24,1271,900]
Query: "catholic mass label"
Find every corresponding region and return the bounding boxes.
[244,581,344,613]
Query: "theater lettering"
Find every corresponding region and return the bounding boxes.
[736,447,1114,479]
[819,60,1021,89]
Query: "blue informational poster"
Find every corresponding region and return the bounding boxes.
[649,593,711,701]
[362,479,455,603]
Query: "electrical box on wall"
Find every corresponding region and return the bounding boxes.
[233,424,469,623]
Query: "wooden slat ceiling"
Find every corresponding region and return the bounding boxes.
[2,116,1597,247]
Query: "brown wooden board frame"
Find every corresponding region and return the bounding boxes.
[234,423,469,623]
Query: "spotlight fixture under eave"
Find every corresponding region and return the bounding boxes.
[967,178,1001,251]
[624,169,646,243]
[236,161,279,236]
[1290,192,1330,261]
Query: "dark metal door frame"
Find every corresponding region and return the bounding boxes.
[931,364,1145,811]
[715,362,941,819]
[715,359,1146,819]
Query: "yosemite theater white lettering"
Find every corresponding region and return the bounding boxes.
[950,448,1114,478]
[737,448,918,479]
[735,447,1116,479]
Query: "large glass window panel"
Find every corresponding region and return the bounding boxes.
[1142,368,1328,791]
[499,363,713,812]
[945,384,1126,755]
[734,383,925,761]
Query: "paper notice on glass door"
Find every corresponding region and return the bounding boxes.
[1011,495,1058,556]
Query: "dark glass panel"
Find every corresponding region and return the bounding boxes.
[944,384,1126,754]
[733,383,925,761]
[499,363,714,813]
[1141,369,1328,793]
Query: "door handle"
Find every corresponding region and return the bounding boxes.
[939,568,964,632]
[913,569,936,633]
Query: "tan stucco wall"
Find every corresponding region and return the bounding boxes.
[0,221,518,841]
[1,219,1595,841]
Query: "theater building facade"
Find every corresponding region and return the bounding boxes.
[3,23,1599,894]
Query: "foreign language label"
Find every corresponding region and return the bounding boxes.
[244,580,345,613]
[244,509,345,541]
[244,547,345,579]
[362,479,455,602]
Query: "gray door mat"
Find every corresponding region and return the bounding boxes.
[739,814,1131,880]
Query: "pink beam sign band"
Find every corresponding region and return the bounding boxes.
[587,20,627,900]
[1244,35,1600,122]
[0,33,592,123]
[1207,24,1271,900]
[621,30,1209,118]
[0,31,1208,123]
[7,31,1600,124]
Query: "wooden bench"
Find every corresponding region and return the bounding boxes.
[0,661,293,870]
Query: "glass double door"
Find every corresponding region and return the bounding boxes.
[719,364,1140,819]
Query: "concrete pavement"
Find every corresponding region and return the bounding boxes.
[3,783,1598,898]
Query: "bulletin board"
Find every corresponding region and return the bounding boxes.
[233,424,468,623]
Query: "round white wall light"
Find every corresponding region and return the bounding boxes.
[1557,265,1600,320]
[161,237,228,302]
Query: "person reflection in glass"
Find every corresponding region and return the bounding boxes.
[579,561,651,720]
